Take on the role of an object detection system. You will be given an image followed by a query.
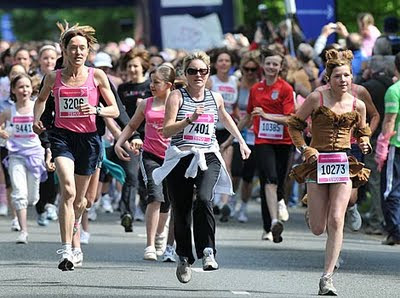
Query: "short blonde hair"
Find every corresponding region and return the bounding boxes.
[183,51,210,73]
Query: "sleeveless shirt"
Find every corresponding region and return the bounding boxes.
[53,67,99,133]
[143,97,170,159]
[170,88,218,148]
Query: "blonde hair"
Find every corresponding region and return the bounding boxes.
[240,50,261,69]
[324,49,354,81]
[57,21,97,51]
[182,51,210,73]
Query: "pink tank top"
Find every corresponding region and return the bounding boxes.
[53,67,99,133]
[143,97,170,159]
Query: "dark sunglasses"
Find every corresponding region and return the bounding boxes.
[243,67,258,73]
[186,68,209,75]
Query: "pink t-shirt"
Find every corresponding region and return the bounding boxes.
[53,67,99,133]
[143,97,170,159]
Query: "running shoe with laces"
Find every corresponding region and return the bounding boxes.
[0,202,8,216]
[11,217,21,232]
[318,275,337,296]
[162,245,176,262]
[237,208,248,223]
[101,194,113,213]
[144,246,157,261]
[176,256,191,283]
[155,233,165,256]
[345,204,362,231]
[72,250,83,267]
[121,213,133,232]
[220,204,231,223]
[16,231,28,244]
[202,247,219,271]
[37,212,49,226]
[134,206,145,222]
[278,200,289,222]
[57,249,74,271]
[261,231,273,241]
[88,205,97,221]
[80,229,90,245]
[46,204,58,221]
[271,221,284,243]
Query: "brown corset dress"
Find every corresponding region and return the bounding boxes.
[289,106,370,188]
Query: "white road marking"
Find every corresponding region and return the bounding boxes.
[231,291,250,295]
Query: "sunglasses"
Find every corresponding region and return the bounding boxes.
[186,68,209,75]
[243,67,258,73]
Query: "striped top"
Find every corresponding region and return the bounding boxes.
[171,88,218,148]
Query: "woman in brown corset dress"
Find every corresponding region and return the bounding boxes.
[287,49,371,296]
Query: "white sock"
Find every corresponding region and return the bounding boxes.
[62,243,72,252]
[321,272,333,278]
[72,247,82,253]
[271,219,279,226]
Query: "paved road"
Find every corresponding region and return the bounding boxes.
[0,202,399,297]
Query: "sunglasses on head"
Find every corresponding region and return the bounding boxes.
[243,66,258,73]
[186,68,209,75]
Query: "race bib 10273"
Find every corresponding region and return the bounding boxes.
[258,119,283,140]
[317,152,350,184]
[183,113,214,144]
[59,87,89,118]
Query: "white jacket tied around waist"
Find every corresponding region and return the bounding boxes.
[152,142,233,195]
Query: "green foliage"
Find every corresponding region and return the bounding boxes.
[3,7,135,43]
[336,2,400,33]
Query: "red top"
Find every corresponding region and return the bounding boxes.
[247,78,294,145]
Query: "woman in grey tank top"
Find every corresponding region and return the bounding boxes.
[161,51,250,284]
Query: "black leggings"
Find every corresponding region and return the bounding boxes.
[255,144,292,232]
[167,153,221,264]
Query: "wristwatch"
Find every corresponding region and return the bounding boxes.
[95,106,102,116]
[298,144,308,154]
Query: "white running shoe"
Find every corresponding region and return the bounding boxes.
[202,247,218,271]
[37,212,49,226]
[46,204,58,221]
[144,246,157,261]
[261,231,273,241]
[16,231,28,244]
[87,206,97,221]
[72,250,83,267]
[57,249,74,271]
[345,204,362,231]
[101,194,113,213]
[162,245,176,262]
[80,229,90,245]
[278,200,289,222]
[237,208,248,223]
[0,202,8,216]
[11,217,21,232]
[134,206,145,222]
[155,233,165,256]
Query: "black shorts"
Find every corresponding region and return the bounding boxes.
[216,129,230,145]
[255,143,292,185]
[0,147,10,188]
[140,151,170,213]
[49,127,101,176]
[231,143,256,183]
[350,143,364,163]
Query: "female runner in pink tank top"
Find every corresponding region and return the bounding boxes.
[115,65,175,261]
[33,22,119,271]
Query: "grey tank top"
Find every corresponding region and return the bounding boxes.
[171,88,218,148]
